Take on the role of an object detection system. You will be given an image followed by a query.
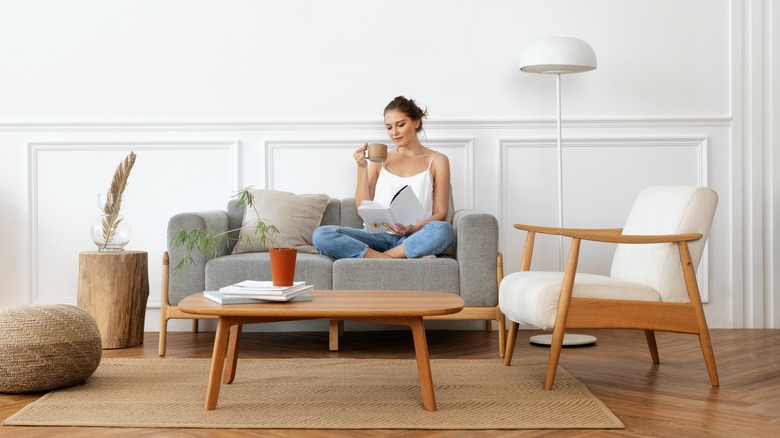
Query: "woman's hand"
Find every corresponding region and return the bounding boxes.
[354,143,369,168]
[386,222,412,236]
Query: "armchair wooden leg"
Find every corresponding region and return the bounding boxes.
[545,237,580,390]
[644,330,660,364]
[504,321,519,366]
[678,241,719,387]
[192,319,199,333]
[698,330,720,387]
[545,326,566,390]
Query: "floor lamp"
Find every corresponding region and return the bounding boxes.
[518,36,598,346]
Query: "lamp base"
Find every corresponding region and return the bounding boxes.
[529,334,597,347]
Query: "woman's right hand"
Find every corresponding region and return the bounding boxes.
[354,143,369,168]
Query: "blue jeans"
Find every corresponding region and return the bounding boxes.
[312,221,454,259]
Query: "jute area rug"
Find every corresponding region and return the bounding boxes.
[4,358,623,430]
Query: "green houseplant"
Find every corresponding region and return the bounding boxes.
[171,188,297,286]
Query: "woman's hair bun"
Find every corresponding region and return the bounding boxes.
[384,96,428,133]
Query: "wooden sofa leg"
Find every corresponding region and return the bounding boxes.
[159,251,170,356]
[158,316,168,356]
[496,307,506,358]
[192,319,199,333]
[504,321,519,366]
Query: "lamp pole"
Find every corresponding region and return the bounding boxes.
[556,73,564,270]
[518,36,598,346]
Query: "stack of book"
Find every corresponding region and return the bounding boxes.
[203,280,313,304]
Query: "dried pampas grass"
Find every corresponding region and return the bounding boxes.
[100,151,136,249]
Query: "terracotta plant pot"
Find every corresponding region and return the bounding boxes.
[269,247,297,286]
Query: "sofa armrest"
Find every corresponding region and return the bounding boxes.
[166,210,230,306]
[452,209,499,306]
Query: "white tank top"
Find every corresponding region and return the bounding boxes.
[373,151,437,220]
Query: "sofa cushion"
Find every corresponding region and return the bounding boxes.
[232,189,330,255]
[320,198,342,227]
[332,257,460,298]
[206,252,334,291]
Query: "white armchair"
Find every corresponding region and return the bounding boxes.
[499,185,719,389]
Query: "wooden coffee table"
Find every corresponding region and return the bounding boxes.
[178,289,464,411]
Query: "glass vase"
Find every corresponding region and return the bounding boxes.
[91,214,132,252]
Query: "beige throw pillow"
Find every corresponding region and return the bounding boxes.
[232,189,330,254]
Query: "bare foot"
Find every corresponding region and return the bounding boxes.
[364,248,393,258]
[421,255,436,259]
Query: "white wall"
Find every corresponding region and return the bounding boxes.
[0,0,731,120]
[0,0,776,330]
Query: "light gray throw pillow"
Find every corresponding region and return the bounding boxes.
[232,189,330,254]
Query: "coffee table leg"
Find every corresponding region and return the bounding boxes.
[204,317,232,410]
[328,320,340,351]
[408,317,436,411]
[223,324,243,384]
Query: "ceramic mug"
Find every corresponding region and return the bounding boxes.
[367,143,388,162]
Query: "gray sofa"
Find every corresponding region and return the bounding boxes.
[159,197,504,355]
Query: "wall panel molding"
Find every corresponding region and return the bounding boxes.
[28,141,239,305]
[499,135,710,301]
[0,117,732,132]
[10,117,732,324]
[499,136,710,226]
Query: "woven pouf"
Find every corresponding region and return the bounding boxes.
[0,304,102,393]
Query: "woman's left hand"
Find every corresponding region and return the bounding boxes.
[387,223,411,236]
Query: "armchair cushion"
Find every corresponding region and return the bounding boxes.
[499,272,660,330]
[610,186,717,302]
[232,189,330,255]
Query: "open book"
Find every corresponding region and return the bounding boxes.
[357,185,425,234]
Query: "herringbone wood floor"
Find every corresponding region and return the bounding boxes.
[1,328,779,437]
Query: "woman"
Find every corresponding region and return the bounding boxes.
[312,96,454,259]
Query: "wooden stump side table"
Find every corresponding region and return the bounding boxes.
[77,250,150,349]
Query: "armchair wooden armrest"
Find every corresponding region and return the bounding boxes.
[512,224,703,244]
[513,223,703,273]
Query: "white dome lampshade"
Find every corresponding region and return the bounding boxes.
[519,37,597,74]
[516,36,599,347]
